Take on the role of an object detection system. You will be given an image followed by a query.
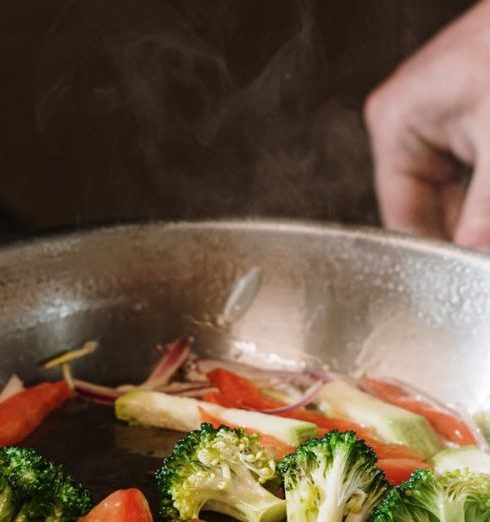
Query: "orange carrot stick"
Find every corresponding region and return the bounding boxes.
[0,381,71,446]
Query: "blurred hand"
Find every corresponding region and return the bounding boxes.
[365,0,490,252]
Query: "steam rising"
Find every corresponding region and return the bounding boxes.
[31,0,466,228]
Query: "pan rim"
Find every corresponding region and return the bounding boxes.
[0,218,489,268]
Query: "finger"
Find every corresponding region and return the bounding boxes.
[440,180,466,238]
[365,85,460,240]
[454,155,490,251]
[371,129,457,239]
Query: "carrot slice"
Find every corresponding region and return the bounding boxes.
[199,407,295,459]
[79,489,153,522]
[256,434,296,459]
[205,369,424,461]
[0,381,71,446]
[204,392,423,460]
[206,369,281,410]
[202,391,237,409]
[377,458,431,485]
[364,441,425,461]
[365,378,477,446]
[315,425,425,461]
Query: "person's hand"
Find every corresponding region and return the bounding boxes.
[365,0,490,252]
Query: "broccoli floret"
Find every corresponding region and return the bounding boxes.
[0,448,58,503]
[278,430,389,522]
[371,469,490,522]
[0,447,93,521]
[156,423,286,522]
[370,468,490,522]
[43,472,94,521]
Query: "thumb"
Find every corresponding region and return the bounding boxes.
[454,155,490,251]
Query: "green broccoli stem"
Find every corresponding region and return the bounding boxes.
[45,505,66,522]
[317,501,344,522]
[202,465,285,522]
[0,482,15,521]
[428,492,466,522]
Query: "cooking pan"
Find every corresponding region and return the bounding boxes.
[1,220,490,513]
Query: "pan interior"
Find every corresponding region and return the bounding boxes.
[1,221,490,510]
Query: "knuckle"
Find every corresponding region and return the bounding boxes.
[364,84,398,135]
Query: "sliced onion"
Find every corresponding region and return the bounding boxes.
[0,374,24,403]
[259,379,325,414]
[73,379,123,404]
[263,383,304,404]
[152,381,216,397]
[306,369,354,386]
[172,387,216,398]
[156,381,213,394]
[140,337,191,390]
[73,378,213,404]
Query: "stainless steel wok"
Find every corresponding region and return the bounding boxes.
[1,220,489,509]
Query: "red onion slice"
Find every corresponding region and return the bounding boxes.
[156,381,214,394]
[140,337,191,390]
[173,387,216,398]
[74,379,123,404]
[259,379,325,414]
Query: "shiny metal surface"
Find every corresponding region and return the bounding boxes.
[1,220,489,411]
[2,220,490,505]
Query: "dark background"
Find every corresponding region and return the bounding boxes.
[0,0,475,241]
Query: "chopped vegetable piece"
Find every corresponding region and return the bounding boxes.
[360,441,426,462]
[116,390,202,432]
[41,340,98,368]
[206,368,280,410]
[371,468,490,521]
[364,377,478,446]
[376,458,431,486]
[204,375,425,462]
[115,389,317,446]
[0,446,93,520]
[0,381,71,446]
[61,362,75,392]
[141,337,191,390]
[278,430,389,522]
[74,379,122,405]
[205,370,378,437]
[318,380,442,458]
[0,375,24,404]
[429,446,490,475]
[203,391,237,408]
[155,423,285,522]
[260,380,325,415]
[79,488,153,521]
[199,407,295,459]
